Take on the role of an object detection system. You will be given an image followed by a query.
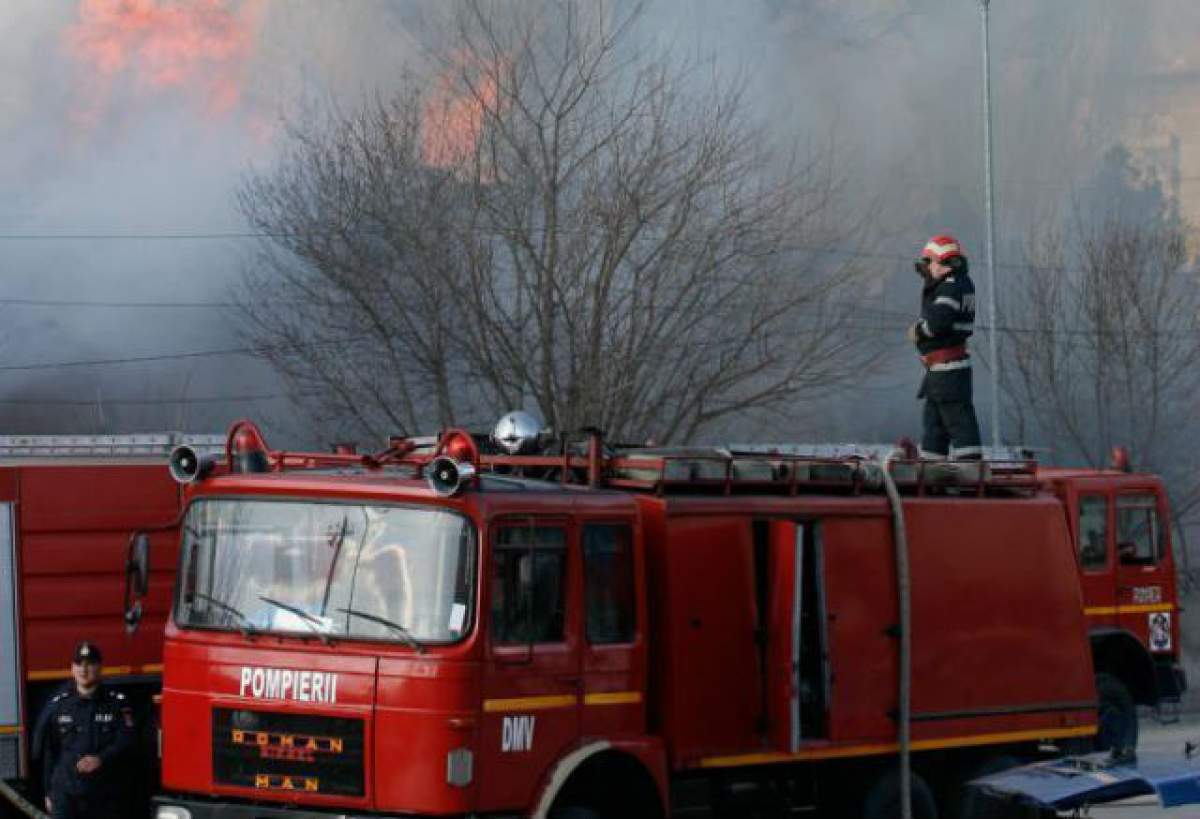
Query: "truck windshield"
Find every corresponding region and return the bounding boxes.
[175,499,476,644]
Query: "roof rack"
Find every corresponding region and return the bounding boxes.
[601,447,1039,497]
[729,442,1039,462]
[0,432,225,458]
[215,421,1041,499]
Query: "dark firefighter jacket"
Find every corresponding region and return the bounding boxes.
[914,271,976,402]
[33,684,135,800]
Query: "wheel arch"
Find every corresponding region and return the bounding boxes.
[531,739,667,819]
[1090,627,1157,705]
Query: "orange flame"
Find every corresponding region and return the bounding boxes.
[66,0,265,124]
[421,51,503,169]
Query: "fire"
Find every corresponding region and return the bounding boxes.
[65,0,265,122]
[421,51,503,169]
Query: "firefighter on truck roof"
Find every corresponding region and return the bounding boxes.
[32,641,135,819]
[907,234,983,460]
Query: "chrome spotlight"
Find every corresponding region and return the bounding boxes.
[491,410,544,455]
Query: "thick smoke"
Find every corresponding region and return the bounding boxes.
[0,0,1195,447]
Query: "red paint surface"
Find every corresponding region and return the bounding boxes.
[17,462,183,676]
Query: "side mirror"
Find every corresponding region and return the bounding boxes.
[124,532,150,632]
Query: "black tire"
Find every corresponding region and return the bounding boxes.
[861,767,939,819]
[550,806,602,819]
[1094,672,1138,754]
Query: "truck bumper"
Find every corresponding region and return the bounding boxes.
[153,795,368,819]
[1155,657,1187,701]
[152,795,487,819]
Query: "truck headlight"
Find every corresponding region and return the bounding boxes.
[155,807,192,819]
[446,747,473,787]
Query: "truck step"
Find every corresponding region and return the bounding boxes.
[1155,699,1182,725]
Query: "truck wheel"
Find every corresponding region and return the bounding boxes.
[1095,672,1138,753]
[861,768,939,819]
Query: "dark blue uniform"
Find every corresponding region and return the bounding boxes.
[914,269,983,458]
[32,684,135,819]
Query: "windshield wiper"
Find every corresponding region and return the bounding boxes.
[337,607,425,654]
[191,592,258,638]
[258,595,334,645]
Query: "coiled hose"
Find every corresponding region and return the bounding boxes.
[0,779,48,819]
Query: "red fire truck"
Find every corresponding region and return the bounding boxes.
[136,419,1184,819]
[0,433,223,814]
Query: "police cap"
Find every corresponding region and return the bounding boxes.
[72,641,103,665]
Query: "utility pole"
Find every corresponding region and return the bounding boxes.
[980,0,1001,449]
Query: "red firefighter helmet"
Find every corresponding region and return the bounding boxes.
[922,234,964,264]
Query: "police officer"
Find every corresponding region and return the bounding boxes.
[907,234,983,460]
[33,641,134,819]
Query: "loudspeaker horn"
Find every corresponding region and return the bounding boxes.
[169,445,216,484]
[427,456,476,497]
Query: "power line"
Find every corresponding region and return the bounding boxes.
[0,391,316,407]
[0,337,366,373]
[0,232,266,241]
[0,346,257,372]
[0,297,239,309]
[0,308,1194,376]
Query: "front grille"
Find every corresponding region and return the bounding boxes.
[212,709,365,797]
[0,734,18,778]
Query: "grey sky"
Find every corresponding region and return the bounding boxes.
[0,0,1195,443]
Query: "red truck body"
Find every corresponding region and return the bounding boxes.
[145,426,1186,818]
[0,434,222,789]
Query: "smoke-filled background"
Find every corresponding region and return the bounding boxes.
[1,0,1198,448]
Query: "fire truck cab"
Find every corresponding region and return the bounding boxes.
[1044,468,1186,750]
[143,422,1143,819]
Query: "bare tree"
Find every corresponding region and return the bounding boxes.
[237,0,878,443]
[1001,215,1200,513]
[237,90,478,436]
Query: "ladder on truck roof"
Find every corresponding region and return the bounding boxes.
[729,442,1039,462]
[603,443,1040,497]
[0,432,224,458]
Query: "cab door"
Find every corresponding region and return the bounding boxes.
[1114,489,1175,654]
[1075,490,1117,629]
[478,517,580,810]
[579,520,645,737]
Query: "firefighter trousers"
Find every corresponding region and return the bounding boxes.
[919,367,982,459]
[922,398,982,459]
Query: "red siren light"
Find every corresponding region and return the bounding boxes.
[1110,446,1132,473]
[226,419,271,474]
[439,429,480,465]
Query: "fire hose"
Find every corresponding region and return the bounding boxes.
[879,457,912,819]
[0,780,48,819]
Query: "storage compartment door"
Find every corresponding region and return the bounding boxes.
[766,520,826,753]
